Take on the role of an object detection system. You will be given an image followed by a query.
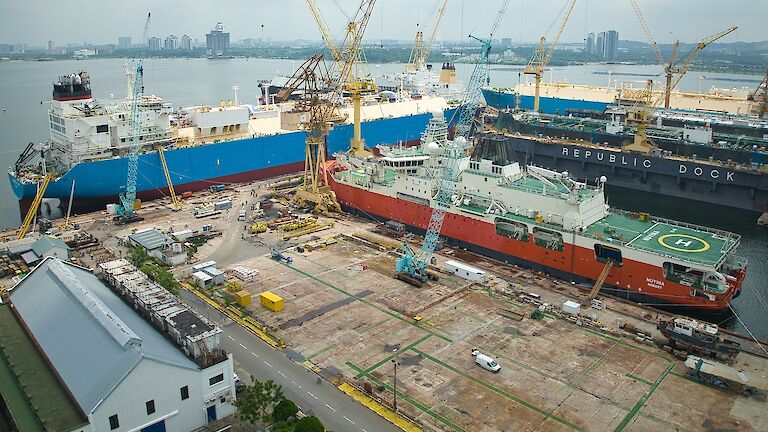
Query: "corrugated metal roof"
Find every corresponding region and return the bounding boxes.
[129,229,169,251]
[31,236,70,256]
[9,258,197,414]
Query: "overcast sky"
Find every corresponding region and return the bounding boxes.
[1,0,765,47]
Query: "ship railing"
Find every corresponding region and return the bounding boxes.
[608,208,740,243]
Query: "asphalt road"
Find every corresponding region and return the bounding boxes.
[182,291,400,432]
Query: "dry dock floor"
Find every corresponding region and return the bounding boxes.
[225,236,768,432]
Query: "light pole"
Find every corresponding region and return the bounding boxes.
[391,347,399,412]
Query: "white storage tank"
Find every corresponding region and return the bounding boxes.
[563,300,581,316]
[444,260,486,283]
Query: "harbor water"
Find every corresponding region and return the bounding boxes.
[0,57,765,339]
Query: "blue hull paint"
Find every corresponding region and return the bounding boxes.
[11,108,457,203]
[481,88,610,115]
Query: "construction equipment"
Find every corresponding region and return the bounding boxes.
[270,248,293,264]
[305,0,378,156]
[406,0,448,71]
[157,146,180,211]
[17,173,54,239]
[454,0,512,137]
[397,1,511,286]
[748,67,767,118]
[273,55,331,103]
[113,12,152,225]
[524,0,576,113]
[629,0,736,110]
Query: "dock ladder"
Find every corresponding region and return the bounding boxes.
[157,147,180,210]
[588,260,615,300]
[17,173,55,239]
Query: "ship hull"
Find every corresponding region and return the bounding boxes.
[482,88,610,115]
[328,174,739,311]
[11,108,456,212]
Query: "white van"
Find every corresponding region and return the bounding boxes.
[238,210,247,221]
[472,348,500,373]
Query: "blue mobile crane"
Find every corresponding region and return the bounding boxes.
[395,0,511,286]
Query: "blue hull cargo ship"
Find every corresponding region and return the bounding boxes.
[9,71,458,213]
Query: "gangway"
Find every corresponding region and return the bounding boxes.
[157,146,180,210]
[588,260,614,300]
[17,173,54,239]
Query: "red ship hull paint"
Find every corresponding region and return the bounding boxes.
[328,175,745,311]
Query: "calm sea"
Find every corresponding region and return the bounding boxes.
[0,58,765,338]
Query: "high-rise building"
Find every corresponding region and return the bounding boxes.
[148,36,161,51]
[585,32,595,55]
[118,36,131,49]
[164,35,178,50]
[47,40,54,52]
[181,35,192,50]
[596,32,605,58]
[206,22,230,56]
[604,30,619,61]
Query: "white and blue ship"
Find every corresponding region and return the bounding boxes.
[9,71,458,214]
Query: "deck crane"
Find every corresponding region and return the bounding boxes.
[406,0,448,71]
[396,0,511,286]
[114,12,151,224]
[524,0,576,113]
[305,0,378,156]
[629,0,736,110]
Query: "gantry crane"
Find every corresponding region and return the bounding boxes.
[396,0,511,286]
[406,0,448,71]
[749,67,768,118]
[524,0,577,113]
[629,0,736,110]
[305,0,378,156]
[114,12,151,224]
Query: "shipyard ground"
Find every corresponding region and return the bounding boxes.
[3,179,768,432]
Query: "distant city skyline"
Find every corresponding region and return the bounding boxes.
[1,0,766,47]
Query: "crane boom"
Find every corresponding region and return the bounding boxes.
[628,0,665,66]
[524,0,576,112]
[306,0,341,62]
[408,0,448,70]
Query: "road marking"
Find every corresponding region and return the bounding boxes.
[228,335,235,341]
[343,416,354,424]
[278,371,287,378]
[251,352,259,358]
[362,429,368,432]
[239,343,247,350]
[264,361,273,368]
[292,380,301,389]
[325,404,336,412]
[307,391,318,399]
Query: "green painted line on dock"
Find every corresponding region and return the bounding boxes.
[346,361,466,432]
[625,374,654,386]
[411,348,584,432]
[355,334,433,379]
[614,361,674,432]
[280,261,453,342]
[306,343,338,360]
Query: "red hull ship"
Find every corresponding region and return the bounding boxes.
[328,115,747,310]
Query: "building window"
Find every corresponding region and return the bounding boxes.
[180,385,189,400]
[209,373,224,385]
[109,414,119,430]
[97,124,109,133]
[146,400,155,415]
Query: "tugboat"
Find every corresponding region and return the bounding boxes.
[657,316,741,362]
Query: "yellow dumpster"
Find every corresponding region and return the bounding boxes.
[234,290,251,307]
[260,291,284,312]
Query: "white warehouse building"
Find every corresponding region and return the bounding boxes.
[4,258,236,432]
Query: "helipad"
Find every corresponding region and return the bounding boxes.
[625,221,738,267]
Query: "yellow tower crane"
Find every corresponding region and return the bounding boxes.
[406,0,448,72]
[305,0,378,156]
[629,0,736,110]
[524,0,577,113]
[157,146,180,211]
